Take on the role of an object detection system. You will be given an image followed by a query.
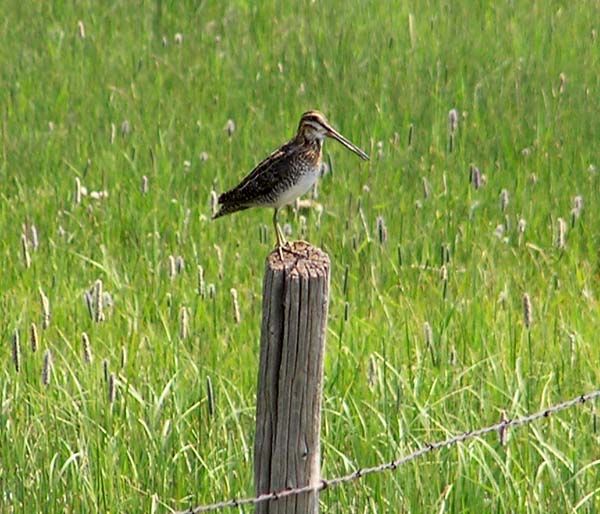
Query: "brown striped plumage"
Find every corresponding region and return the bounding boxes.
[213,110,369,258]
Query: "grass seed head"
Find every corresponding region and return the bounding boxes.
[77,20,86,39]
[168,255,177,279]
[82,332,92,364]
[207,283,216,300]
[367,354,379,389]
[175,255,185,274]
[571,195,583,223]
[102,291,113,309]
[440,243,450,265]
[120,120,131,137]
[448,108,459,133]
[214,245,223,279]
[440,264,448,282]
[498,285,509,308]
[224,119,235,137]
[470,165,482,190]
[422,177,431,199]
[39,288,51,329]
[556,217,567,249]
[197,265,205,297]
[423,321,433,347]
[559,72,566,94]
[108,373,116,403]
[21,233,31,269]
[500,189,510,212]
[94,279,105,322]
[30,224,39,250]
[449,345,457,366]
[206,376,215,417]
[376,216,387,245]
[230,288,241,324]
[12,330,21,373]
[522,293,533,329]
[74,177,82,204]
[298,215,307,236]
[30,322,39,352]
[103,359,109,383]
[120,346,127,369]
[179,306,190,339]
[42,349,53,386]
[494,224,505,239]
[84,291,94,320]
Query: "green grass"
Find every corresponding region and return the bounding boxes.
[1,1,599,512]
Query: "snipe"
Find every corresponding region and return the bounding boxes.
[213,110,369,258]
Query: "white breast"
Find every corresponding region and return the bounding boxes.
[273,170,320,207]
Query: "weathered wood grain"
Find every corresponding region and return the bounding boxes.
[254,241,330,514]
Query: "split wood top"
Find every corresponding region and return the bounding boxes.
[266,241,330,277]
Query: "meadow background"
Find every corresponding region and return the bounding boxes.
[1,1,599,512]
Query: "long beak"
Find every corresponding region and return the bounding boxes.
[325,124,370,161]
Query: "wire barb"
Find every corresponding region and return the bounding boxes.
[176,389,600,513]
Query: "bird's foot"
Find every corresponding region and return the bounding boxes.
[274,242,304,261]
[283,241,305,258]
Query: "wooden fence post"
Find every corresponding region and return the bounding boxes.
[254,241,330,514]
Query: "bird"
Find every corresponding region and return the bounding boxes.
[212,110,369,258]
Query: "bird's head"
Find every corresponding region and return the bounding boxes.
[297,110,369,160]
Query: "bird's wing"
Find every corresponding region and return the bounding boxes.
[219,139,295,205]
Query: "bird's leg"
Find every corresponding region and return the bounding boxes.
[273,208,304,259]
[273,208,285,260]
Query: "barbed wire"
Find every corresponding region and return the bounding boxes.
[177,389,600,513]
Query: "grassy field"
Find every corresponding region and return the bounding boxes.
[1,1,599,512]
